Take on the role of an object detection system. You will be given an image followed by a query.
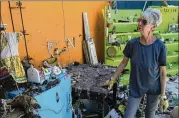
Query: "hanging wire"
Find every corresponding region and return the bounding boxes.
[61,1,71,65]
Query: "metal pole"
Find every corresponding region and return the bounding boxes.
[143,1,148,11]
[8,1,15,32]
[0,1,1,24]
[0,1,2,63]
[19,1,29,61]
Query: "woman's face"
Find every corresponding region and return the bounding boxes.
[138,16,156,36]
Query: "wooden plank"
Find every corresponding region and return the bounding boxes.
[83,12,98,65]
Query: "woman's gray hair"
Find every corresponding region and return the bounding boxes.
[142,8,162,26]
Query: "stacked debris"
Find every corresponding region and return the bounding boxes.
[68,64,116,94]
[68,64,179,118]
[166,75,178,108]
[0,95,41,118]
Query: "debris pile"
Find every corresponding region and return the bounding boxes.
[68,64,116,94]
[0,95,40,118]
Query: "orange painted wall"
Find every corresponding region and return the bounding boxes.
[1,1,108,68]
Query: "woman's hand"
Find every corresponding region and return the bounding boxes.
[159,95,169,113]
[108,76,117,90]
[104,76,117,90]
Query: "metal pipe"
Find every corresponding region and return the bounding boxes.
[0,1,1,24]
[8,1,15,32]
[143,1,148,11]
[0,1,1,64]
[19,1,30,61]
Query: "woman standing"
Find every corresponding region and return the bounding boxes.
[106,8,168,118]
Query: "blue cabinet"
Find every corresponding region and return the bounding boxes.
[35,73,72,118]
[5,73,72,118]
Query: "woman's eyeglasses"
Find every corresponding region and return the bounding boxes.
[137,19,148,25]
